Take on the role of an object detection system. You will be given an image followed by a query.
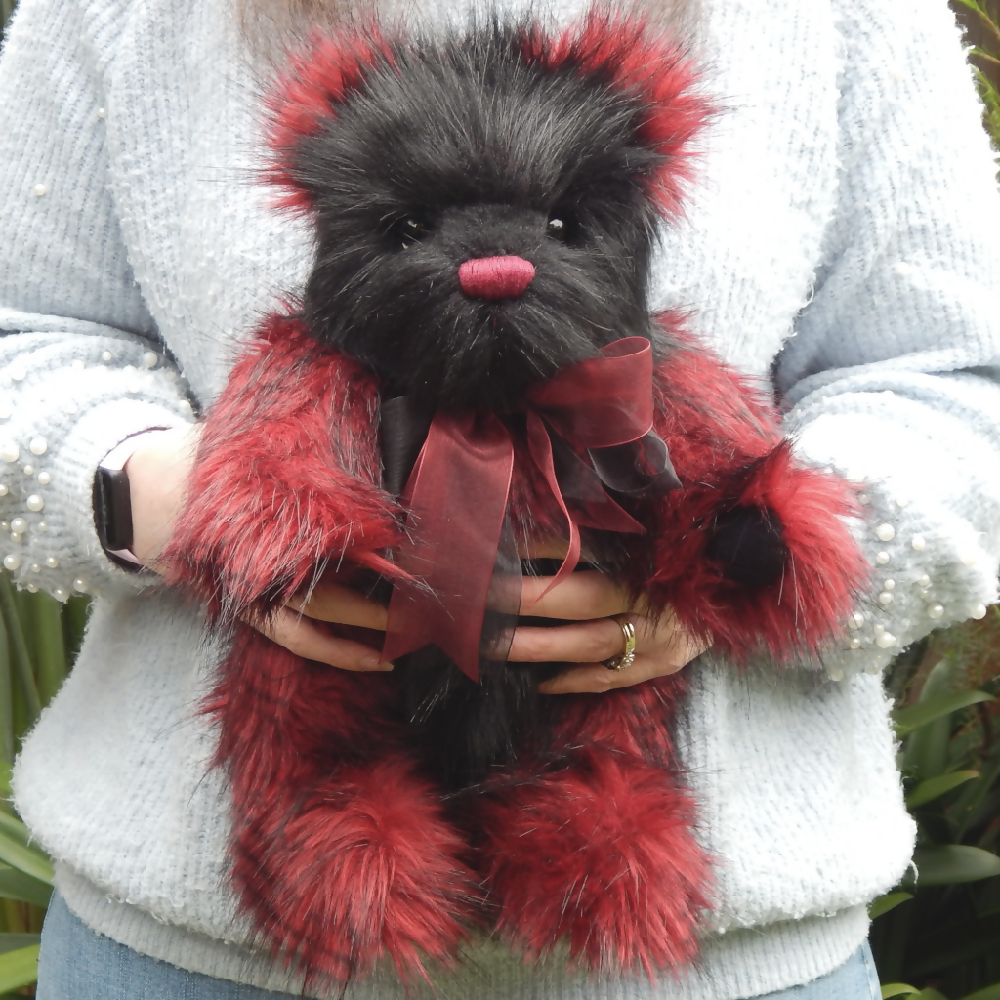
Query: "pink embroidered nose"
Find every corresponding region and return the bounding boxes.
[458,256,535,299]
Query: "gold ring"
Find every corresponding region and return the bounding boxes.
[604,614,636,672]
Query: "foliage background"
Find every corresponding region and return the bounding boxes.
[0,0,999,997]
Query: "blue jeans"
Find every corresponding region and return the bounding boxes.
[37,893,880,999]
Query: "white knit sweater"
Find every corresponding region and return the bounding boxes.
[2,0,999,996]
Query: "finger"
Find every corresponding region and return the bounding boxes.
[538,630,709,695]
[537,652,686,695]
[507,614,654,663]
[520,572,631,620]
[287,582,389,630]
[255,607,393,671]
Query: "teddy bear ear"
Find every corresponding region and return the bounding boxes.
[520,11,712,218]
[265,27,396,210]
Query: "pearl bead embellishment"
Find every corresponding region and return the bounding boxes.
[829,666,846,680]
[8,366,24,382]
[37,522,47,532]
[22,466,33,477]
[849,638,860,649]
[883,579,896,590]
[97,107,106,118]
[1,444,19,463]
[3,554,21,571]
[875,523,895,542]
[44,556,58,569]
[73,578,88,594]
[0,485,7,497]
[876,632,897,648]
[25,584,37,594]
[52,588,69,603]
[9,533,20,544]
[25,495,44,512]
[32,184,47,197]
[102,351,113,362]
[858,494,871,505]
[916,574,931,587]
[971,604,987,620]
[878,592,894,605]
[28,437,47,456]
[10,519,27,534]
[928,604,944,619]
[849,612,864,629]
[142,352,158,369]
[876,551,891,565]
[911,535,926,551]
[37,472,51,485]
[29,564,39,573]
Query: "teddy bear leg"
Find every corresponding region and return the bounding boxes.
[476,678,711,977]
[213,627,478,985]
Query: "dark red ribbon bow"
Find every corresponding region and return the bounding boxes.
[381,337,674,681]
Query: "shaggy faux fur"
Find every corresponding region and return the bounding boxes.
[165,11,868,989]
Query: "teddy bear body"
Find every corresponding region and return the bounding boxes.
[167,15,867,988]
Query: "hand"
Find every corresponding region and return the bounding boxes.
[511,572,708,694]
[126,426,394,672]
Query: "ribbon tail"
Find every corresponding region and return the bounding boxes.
[525,411,583,603]
[383,412,514,682]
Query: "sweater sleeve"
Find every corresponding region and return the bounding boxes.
[0,0,194,601]
[775,0,1000,675]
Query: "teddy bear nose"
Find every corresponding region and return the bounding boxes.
[458,256,535,299]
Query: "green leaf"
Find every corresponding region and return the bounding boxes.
[29,591,67,707]
[0,944,38,993]
[912,845,1000,886]
[960,985,1000,1000]
[0,575,40,727]
[0,829,52,886]
[882,984,920,998]
[0,864,52,908]
[893,690,994,734]
[906,771,980,808]
[869,892,914,919]
[0,935,39,956]
[917,991,948,1000]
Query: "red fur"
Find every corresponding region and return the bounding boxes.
[641,325,868,659]
[171,312,867,985]
[210,627,479,985]
[268,15,709,217]
[163,316,401,621]
[266,29,395,210]
[477,674,711,977]
[524,12,710,215]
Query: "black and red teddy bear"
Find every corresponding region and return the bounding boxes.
[166,11,867,990]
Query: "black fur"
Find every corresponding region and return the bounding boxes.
[287,23,670,414]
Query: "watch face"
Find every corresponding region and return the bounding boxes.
[95,467,134,553]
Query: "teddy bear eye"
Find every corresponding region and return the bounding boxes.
[396,216,429,248]
[546,211,579,244]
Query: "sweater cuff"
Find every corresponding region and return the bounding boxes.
[3,399,191,601]
[789,410,999,679]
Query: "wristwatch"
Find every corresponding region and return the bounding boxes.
[93,430,169,566]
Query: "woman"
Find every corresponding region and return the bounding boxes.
[1,0,998,996]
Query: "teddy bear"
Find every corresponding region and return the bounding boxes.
[165,11,867,988]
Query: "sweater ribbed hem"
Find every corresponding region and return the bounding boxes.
[55,866,870,1000]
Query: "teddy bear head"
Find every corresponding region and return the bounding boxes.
[267,12,709,412]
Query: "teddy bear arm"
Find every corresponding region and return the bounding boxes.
[165,320,399,618]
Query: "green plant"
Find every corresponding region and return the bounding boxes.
[870,609,1000,999]
[952,0,1000,173]
[0,572,88,997]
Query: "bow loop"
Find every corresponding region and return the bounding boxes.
[382,338,679,682]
